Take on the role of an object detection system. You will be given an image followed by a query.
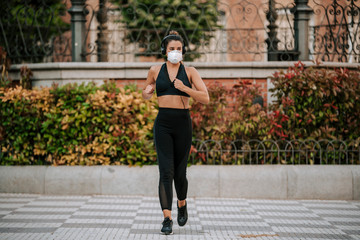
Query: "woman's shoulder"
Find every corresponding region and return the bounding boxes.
[184,65,198,75]
[149,64,163,73]
[148,64,163,82]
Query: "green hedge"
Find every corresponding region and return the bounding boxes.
[269,62,360,141]
[0,82,158,166]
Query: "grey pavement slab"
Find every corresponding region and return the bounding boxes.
[0,193,359,240]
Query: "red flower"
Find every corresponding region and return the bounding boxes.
[198,153,206,163]
[273,110,280,118]
[280,131,288,138]
[285,73,295,79]
[281,114,289,122]
[189,145,197,154]
[294,61,305,71]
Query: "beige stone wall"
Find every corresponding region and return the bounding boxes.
[223,0,267,61]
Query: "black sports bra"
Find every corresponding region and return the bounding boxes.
[156,63,191,97]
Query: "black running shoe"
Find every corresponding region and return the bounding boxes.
[177,201,188,227]
[161,217,173,235]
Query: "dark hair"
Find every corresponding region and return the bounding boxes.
[160,30,186,55]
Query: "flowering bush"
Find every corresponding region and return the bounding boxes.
[190,81,228,140]
[190,80,272,164]
[269,62,360,142]
[191,81,271,141]
[0,82,158,166]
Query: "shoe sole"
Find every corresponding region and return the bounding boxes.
[178,221,187,227]
[178,217,188,227]
[160,231,173,235]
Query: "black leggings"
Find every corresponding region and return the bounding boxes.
[154,108,192,211]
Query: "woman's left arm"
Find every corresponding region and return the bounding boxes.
[174,67,210,104]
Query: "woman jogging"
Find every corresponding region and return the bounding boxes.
[142,30,209,235]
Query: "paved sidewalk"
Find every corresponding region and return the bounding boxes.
[0,194,359,240]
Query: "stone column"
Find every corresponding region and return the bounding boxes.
[68,0,87,62]
[294,0,313,61]
[266,0,280,61]
[96,0,108,62]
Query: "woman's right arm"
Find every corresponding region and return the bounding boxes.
[142,66,157,100]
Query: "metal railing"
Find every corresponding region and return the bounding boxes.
[1,0,359,63]
[82,0,298,62]
[0,0,72,63]
[310,0,360,62]
[1,139,359,165]
[190,139,360,165]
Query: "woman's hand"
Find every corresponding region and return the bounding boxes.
[144,84,155,94]
[173,78,186,92]
[142,83,155,100]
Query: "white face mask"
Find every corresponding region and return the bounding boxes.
[167,50,183,64]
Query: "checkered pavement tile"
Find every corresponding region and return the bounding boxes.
[0,193,359,240]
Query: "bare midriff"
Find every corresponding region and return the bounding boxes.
[158,95,190,109]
